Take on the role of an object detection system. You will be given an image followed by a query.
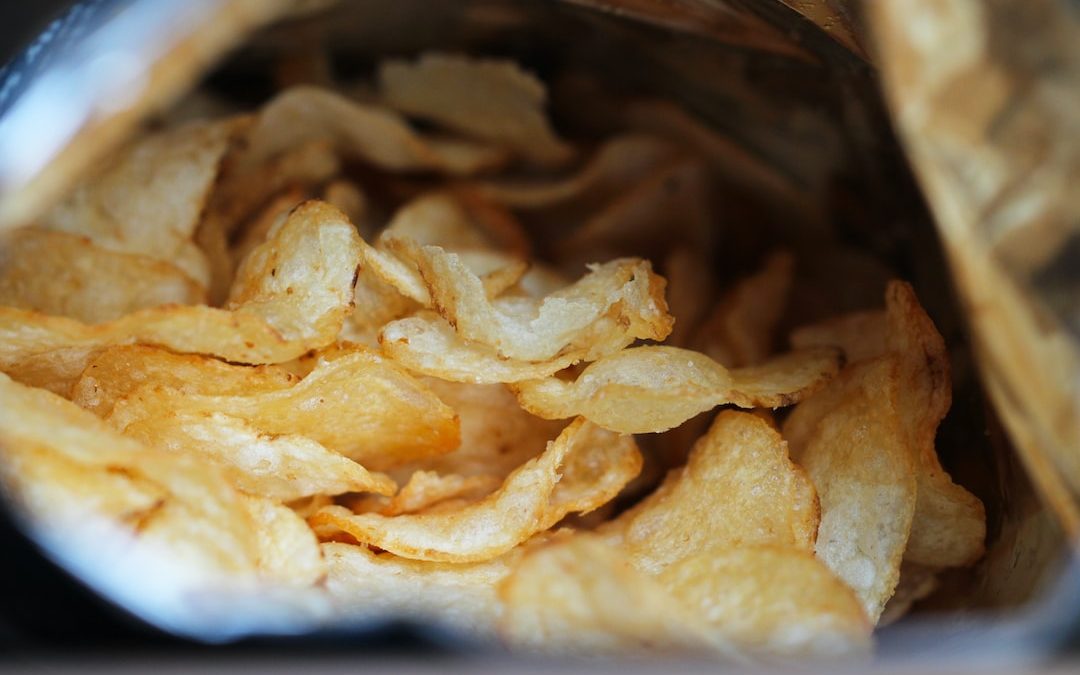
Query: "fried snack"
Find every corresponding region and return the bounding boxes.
[374,471,501,516]
[0,229,204,323]
[599,411,818,574]
[658,547,872,658]
[783,357,917,623]
[498,536,741,658]
[107,347,460,471]
[512,345,840,433]
[379,53,574,166]
[310,419,640,562]
[0,201,361,392]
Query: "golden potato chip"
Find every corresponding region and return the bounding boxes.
[391,378,563,481]
[378,312,633,384]
[0,229,204,323]
[230,188,308,271]
[242,495,325,586]
[377,471,501,516]
[380,192,498,252]
[393,247,673,361]
[39,119,241,288]
[783,357,916,623]
[694,252,794,367]
[658,547,872,658]
[0,200,361,391]
[0,372,260,583]
[498,536,741,658]
[108,347,459,471]
[321,179,370,237]
[511,345,840,433]
[119,410,396,501]
[310,418,640,562]
[884,281,985,568]
[599,411,818,574]
[378,53,574,166]
[242,86,509,175]
[322,541,513,639]
[477,134,678,209]
[789,309,887,364]
[71,345,297,417]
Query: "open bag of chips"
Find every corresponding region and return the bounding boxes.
[0,0,1075,664]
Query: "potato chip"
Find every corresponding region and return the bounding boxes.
[694,252,794,367]
[878,562,939,626]
[658,547,872,658]
[477,134,678,210]
[120,410,395,501]
[322,541,513,639]
[498,536,741,658]
[108,347,459,471]
[71,345,297,417]
[39,119,241,288]
[230,188,308,271]
[378,53,574,166]
[789,310,887,364]
[392,246,672,361]
[0,229,204,323]
[511,345,840,434]
[242,495,325,586]
[374,471,501,516]
[0,200,361,391]
[310,418,640,562]
[242,86,509,176]
[599,411,818,574]
[783,357,916,623]
[321,179,369,236]
[390,379,563,482]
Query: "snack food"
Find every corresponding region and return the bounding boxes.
[0,52,984,659]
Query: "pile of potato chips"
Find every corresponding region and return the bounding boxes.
[0,53,985,658]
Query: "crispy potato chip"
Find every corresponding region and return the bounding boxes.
[119,410,395,501]
[39,119,241,288]
[310,418,640,562]
[477,134,678,210]
[392,247,672,361]
[658,547,872,658]
[789,310,887,364]
[379,53,574,166]
[230,188,308,271]
[0,201,361,390]
[390,379,563,482]
[0,229,204,323]
[600,411,818,574]
[71,345,297,417]
[783,357,916,623]
[322,541,514,638]
[498,536,741,658]
[242,86,508,176]
[694,252,794,367]
[0,372,260,583]
[108,347,459,471]
[376,471,501,516]
[511,345,840,433]
[321,179,370,237]
[242,495,325,586]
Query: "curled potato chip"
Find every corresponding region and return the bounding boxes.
[0,229,204,323]
[322,541,513,638]
[119,410,396,502]
[393,246,672,361]
[392,378,563,480]
[71,345,297,417]
[783,357,916,623]
[378,53,574,166]
[790,309,887,364]
[321,179,370,237]
[108,347,459,471]
[376,471,501,516]
[242,86,508,175]
[477,134,678,210]
[310,418,640,562]
[242,494,326,586]
[511,345,840,433]
[600,411,818,574]
[498,536,741,658]
[0,200,361,391]
[0,372,260,584]
[694,251,794,367]
[230,188,308,271]
[41,119,242,288]
[658,547,872,658]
